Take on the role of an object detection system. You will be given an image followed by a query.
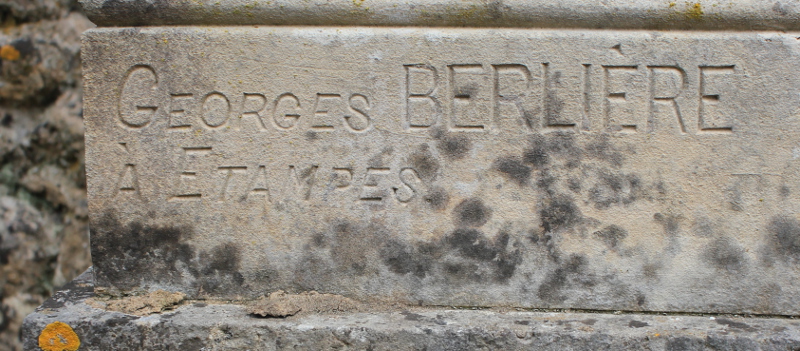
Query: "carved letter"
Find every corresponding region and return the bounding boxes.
[405,64,441,130]
[119,65,158,128]
[345,94,371,132]
[273,93,301,130]
[699,66,736,133]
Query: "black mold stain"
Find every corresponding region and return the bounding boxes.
[767,215,800,260]
[780,185,791,198]
[198,242,244,293]
[593,225,628,249]
[666,337,703,351]
[91,211,246,294]
[628,320,648,328]
[446,228,499,261]
[423,187,450,211]
[567,178,581,193]
[408,144,440,181]
[539,195,582,233]
[444,229,522,283]
[329,221,385,275]
[91,211,194,290]
[523,135,549,168]
[432,128,472,160]
[304,131,318,141]
[514,320,530,325]
[452,198,492,228]
[654,213,682,236]
[373,226,522,283]
[11,38,34,58]
[715,318,757,332]
[589,171,643,209]
[585,135,624,167]
[537,254,594,303]
[494,156,532,185]
[636,293,646,306]
[705,237,746,271]
[368,147,394,167]
[380,239,434,278]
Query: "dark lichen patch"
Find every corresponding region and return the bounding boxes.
[328,221,386,275]
[594,225,628,249]
[589,171,643,209]
[628,320,648,328]
[567,178,581,193]
[367,147,394,167]
[715,318,757,332]
[585,134,624,167]
[523,135,549,168]
[452,198,492,228]
[197,242,244,294]
[408,144,440,181]
[91,211,195,290]
[380,239,434,278]
[539,195,582,233]
[375,226,522,283]
[91,211,246,295]
[423,187,450,211]
[705,237,746,271]
[537,254,593,303]
[767,215,800,260]
[443,229,521,283]
[304,131,319,141]
[654,213,682,236]
[446,228,499,261]
[780,185,791,198]
[666,337,703,351]
[432,128,472,160]
[494,156,532,185]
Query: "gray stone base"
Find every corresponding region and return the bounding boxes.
[22,269,800,350]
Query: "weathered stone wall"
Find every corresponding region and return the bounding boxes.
[0,1,92,350]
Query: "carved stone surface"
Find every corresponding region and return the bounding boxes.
[83,27,800,314]
[78,0,800,30]
[21,269,800,351]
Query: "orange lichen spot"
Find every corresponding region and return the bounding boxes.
[0,45,20,61]
[38,321,80,351]
[686,2,703,20]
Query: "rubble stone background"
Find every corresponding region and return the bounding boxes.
[0,1,93,349]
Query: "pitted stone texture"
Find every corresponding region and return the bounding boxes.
[79,0,800,30]
[21,270,800,350]
[84,27,800,314]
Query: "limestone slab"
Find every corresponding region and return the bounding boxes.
[79,0,800,31]
[84,27,800,314]
[21,269,800,350]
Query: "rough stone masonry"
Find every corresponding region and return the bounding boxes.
[77,1,800,316]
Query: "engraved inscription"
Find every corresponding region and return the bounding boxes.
[170,147,212,201]
[405,64,441,129]
[119,66,158,128]
[118,64,741,136]
[699,66,737,133]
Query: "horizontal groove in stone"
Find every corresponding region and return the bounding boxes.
[80,0,800,30]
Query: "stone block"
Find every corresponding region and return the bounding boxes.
[21,269,800,350]
[83,26,800,314]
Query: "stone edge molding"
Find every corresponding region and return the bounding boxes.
[22,269,800,350]
[80,0,800,30]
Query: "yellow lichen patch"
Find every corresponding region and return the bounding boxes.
[38,321,80,351]
[0,45,20,61]
[352,0,366,7]
[686,2,703,20]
